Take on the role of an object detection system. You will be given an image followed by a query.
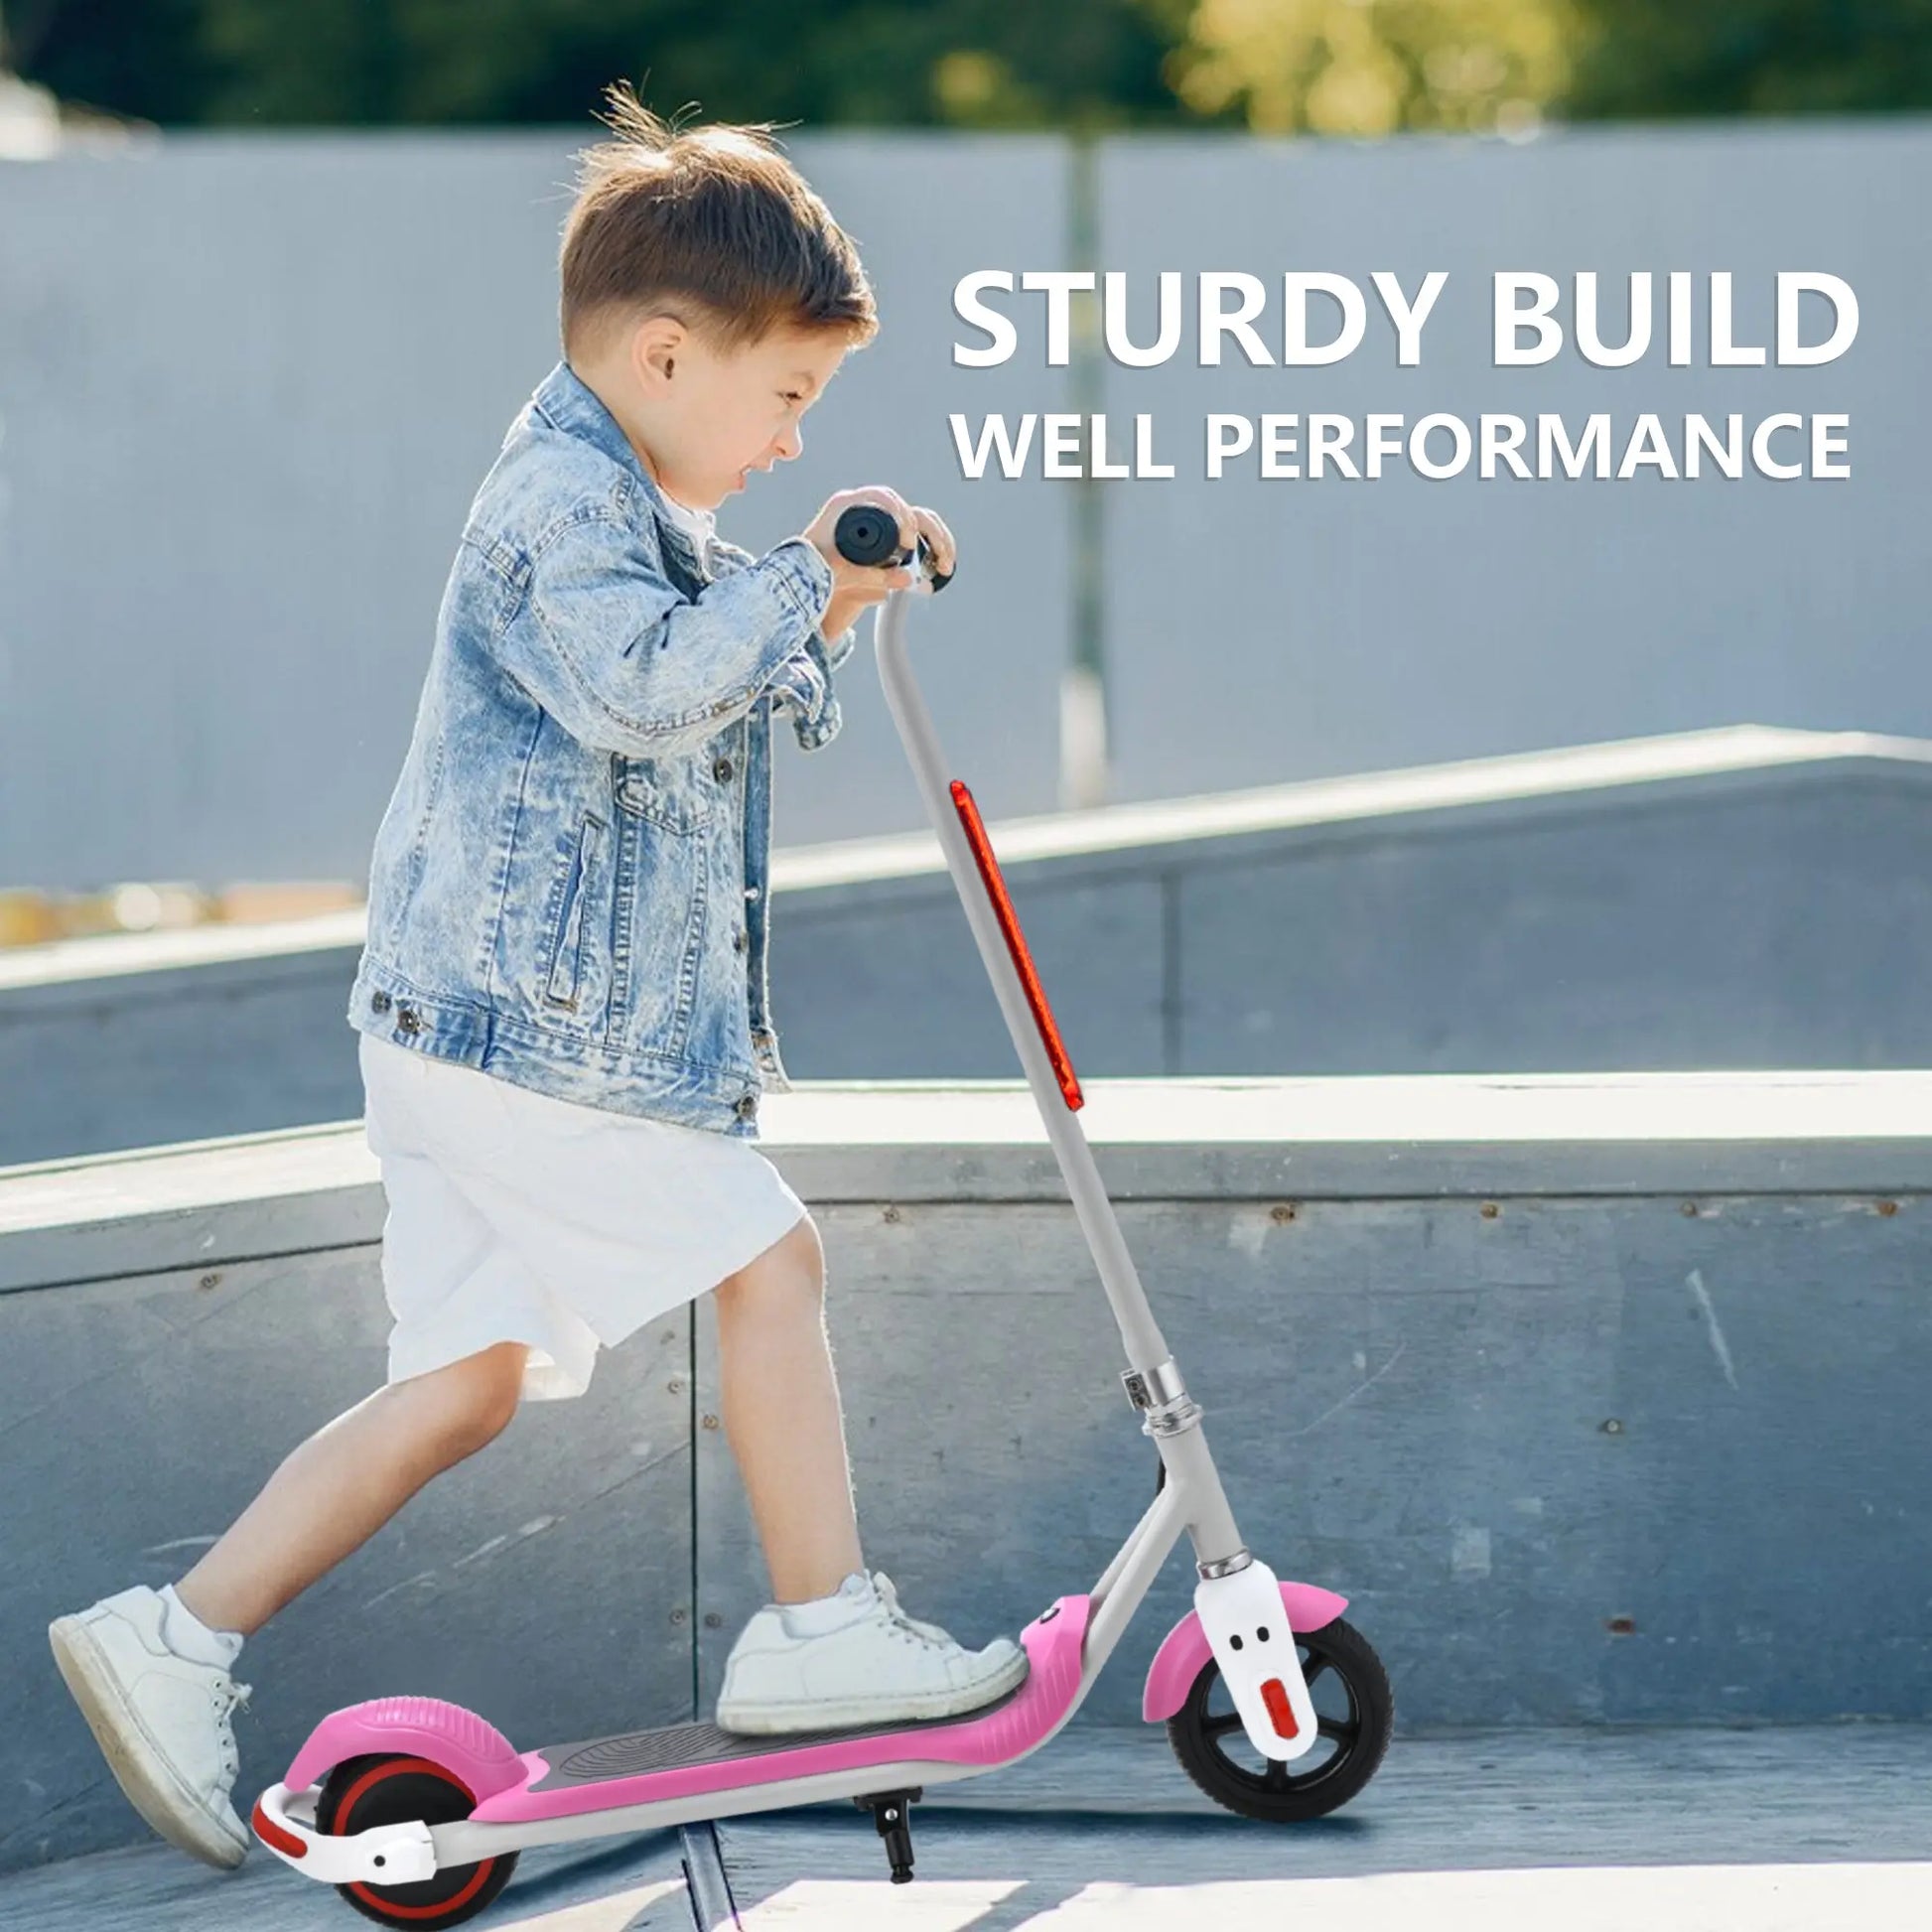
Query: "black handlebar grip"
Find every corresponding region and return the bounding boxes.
[833,503,901,567]
[831,503,954,594]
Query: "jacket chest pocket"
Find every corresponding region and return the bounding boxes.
[544,812,607,1009]
[613,751,729,833]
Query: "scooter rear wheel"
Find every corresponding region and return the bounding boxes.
[316,1753,519,1928]
[1167,1615,1392,1823]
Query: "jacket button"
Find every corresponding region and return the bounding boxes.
[370,991,392,1014]
[395,1005,424,1035]
[713,757,735,783]
[734,1093,758,1120]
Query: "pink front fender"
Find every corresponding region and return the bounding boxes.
[283,1695,525,1804]
[1141,1582,1348,1723]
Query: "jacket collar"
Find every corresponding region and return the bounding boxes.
[533,361,723,565]
[532,360,671,503]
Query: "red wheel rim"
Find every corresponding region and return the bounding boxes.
[335,1756,495,1922]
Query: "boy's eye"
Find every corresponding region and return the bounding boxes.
[781,391,804,406]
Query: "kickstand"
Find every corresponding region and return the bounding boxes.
[678,1820,743,1932]
[856,1787,923,1884]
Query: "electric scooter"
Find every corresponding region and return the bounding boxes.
[252,506,1395,1928]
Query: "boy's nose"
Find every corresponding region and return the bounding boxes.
[774,424,803,463]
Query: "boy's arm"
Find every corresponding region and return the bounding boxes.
[712,533,861,671]
[500,511,835,757]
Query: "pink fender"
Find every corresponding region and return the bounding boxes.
[1141,1582,1348,1723]
[283,1696,525,1805]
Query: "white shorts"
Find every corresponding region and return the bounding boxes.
[358,1034,808,1401]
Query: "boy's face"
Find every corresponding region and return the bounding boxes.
[640,320,851,511]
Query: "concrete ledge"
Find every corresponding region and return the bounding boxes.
[5,1069,1931,1294]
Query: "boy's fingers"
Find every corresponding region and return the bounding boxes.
[849,486,913,530]
[910,505,956,573]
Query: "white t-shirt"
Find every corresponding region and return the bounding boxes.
[658,491,719,551]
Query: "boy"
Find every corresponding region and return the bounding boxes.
[49,92,1026,1871]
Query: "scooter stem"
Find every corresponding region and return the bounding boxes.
[871,588,1168,1371]
[870,586,1248,1576]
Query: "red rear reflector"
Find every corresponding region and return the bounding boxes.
[252,1800,307,1859]
[950,780,1084,1110]
[1261,1678,1300,1738]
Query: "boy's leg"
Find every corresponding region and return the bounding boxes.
[713,1217,863,1603]
[711,1216,1028,1733]
[49,1341,528,1870]
[177,1339,529,1634]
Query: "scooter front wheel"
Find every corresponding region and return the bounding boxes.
[317,1753,519,1928]
[1167,1615,1392,1823]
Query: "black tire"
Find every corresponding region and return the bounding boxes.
[316,1753,519,1928]
[1167,1615,1393,1823]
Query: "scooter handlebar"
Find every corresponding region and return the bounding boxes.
[832,503,953,593]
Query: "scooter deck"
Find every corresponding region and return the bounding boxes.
[463,1597,1091,1826]
[529,1687,1032,1790]
[273,1598,1091,1845]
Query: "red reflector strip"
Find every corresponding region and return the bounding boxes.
[252,1799,307,1860]
[950,780,1084,1110]
[1261,1677,1300,1739]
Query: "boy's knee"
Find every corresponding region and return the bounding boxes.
[718,1216,824,1317]
[412,1342,526,1460]
[777,1214,824,1284]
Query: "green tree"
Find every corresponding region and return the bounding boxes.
[4,0,214,124]
[12,0,1932,131]
[9,0,1205,130]
[1169,0,1932,133]
[1565,0,1932,118]
[1171,0,1579,136]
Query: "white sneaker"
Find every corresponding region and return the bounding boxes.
[716,1571,1029,1734]
[49,1587,252,1869]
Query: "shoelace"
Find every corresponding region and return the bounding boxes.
[885,1621,947,1650]
[874,1578,1021,1683]
[209,1679,253,1782]
[872,1577,959,1652]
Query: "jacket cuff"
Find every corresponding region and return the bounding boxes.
[765,537,834,629]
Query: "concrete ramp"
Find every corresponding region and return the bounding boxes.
[5,725,1932,1168]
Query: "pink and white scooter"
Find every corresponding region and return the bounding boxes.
[253,507,1394,1927]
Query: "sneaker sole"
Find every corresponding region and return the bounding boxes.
[48,1616,249,1870]
[717,1648,1032,1736]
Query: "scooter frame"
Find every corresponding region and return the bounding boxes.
[254,538,1359,1905]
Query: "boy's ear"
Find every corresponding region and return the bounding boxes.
[629,314,686,393]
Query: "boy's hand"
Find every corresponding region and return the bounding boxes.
[801,489,958,642]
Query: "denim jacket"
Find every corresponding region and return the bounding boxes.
[345,362,857,1139]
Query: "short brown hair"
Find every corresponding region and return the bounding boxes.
[560,87,878,359]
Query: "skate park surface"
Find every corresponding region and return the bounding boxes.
[3,1725,1928,1929]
